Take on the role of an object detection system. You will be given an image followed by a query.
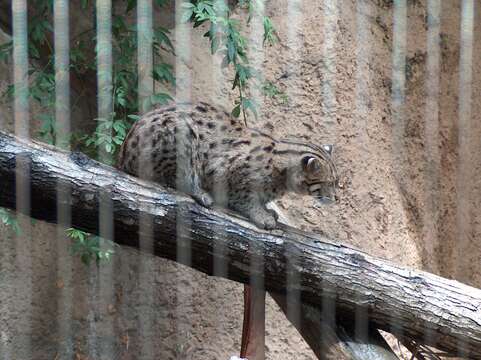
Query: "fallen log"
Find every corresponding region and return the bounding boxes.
[268,204,399,359]
[1,130,480,358]
[241,202,399,359]
[270,292,400,359]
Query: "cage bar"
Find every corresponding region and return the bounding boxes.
[390,0,407,344]
[455,0,474,356]
[54,0,74,357]
[137,0,155,357]
[12,1,32,358]
[93,0,115,358]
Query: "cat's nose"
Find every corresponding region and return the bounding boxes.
[316,196,335,205]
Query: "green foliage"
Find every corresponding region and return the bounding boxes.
[0,0,282,142]
[88,5,174,159]
[1,0,174,155]
[262,81,288,105]
[84,117,128,159]
[0,0,282,263]
[0,208,21,235]
[0,41,13,63]
[262,16,277,45]
[154,26,175,53]
[66,228,115,265]
[0,0,175,262]
[182,0,279,125]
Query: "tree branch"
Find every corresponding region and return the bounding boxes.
[268,204,399,359]
[270,292,400,359]
[0,131,480,359]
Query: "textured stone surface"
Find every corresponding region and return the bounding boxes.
[1,0,481,359]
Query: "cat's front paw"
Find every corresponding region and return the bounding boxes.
[266,208,279,221]
[250,211,277,230]
[192,190,214,208]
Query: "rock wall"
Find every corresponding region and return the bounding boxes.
[1,0,480,359]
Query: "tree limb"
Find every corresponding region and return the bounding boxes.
[0,131,480,359]
[268,204,399,359]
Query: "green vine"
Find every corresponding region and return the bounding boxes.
[0,0,285,262]
[0,208,21,235]
[66,228,115,265]
[182,0,285,125]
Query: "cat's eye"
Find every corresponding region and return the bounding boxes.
[302,156,321,174]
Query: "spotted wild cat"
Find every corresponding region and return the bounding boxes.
[117,102,338,229]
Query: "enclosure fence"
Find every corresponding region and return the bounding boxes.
[1,0,479,359]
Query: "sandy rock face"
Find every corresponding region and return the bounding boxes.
[1,1,480,359]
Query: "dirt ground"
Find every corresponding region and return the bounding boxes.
[1,0,480,359]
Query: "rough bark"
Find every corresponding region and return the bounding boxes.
[270,293,400,360]
[268,204,399,359]
[1,131,481,358]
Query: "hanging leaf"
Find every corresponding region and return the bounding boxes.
[231,104,241,118]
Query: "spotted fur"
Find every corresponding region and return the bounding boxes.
[118,102,338,229]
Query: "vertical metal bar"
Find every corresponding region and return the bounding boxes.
[175,0,192,108]
[96,1,113,158]
[137,0,155,357]
[54,0,74,357]
[319,0,340,347]
[174,0,192,258]
[322,0,338,133]
[244,2,267,358]
[286,0,302,334]
[248,0,265,128]
[174,0,193,353]
[392,0,407,123]
[210,0,228,344]
[456,0,473,279]
[354,0,369,343]
[12,0,29,139]
[391,0,407,342]
[421,0,441,351]
[138,0,153,112]
[248,0,266,294]
[211,35,226,274]
[93,0,114,358]
[54,0,70,148]
[456,0,474,356]
[423,0,441,279]
[12,1,32,359]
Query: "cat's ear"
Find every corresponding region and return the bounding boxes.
[302,156,321,174]
[322,144,333,156]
